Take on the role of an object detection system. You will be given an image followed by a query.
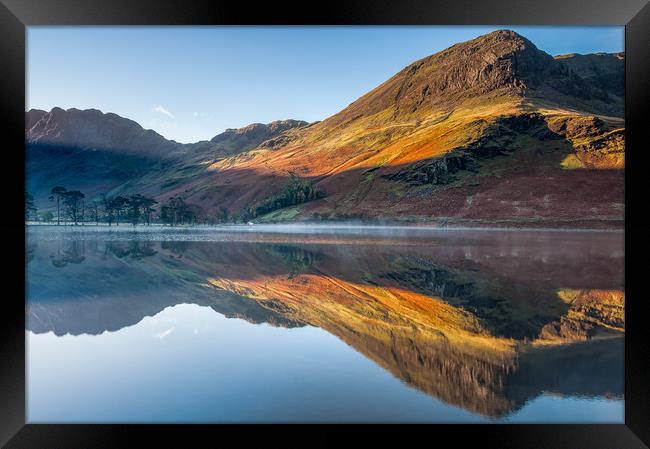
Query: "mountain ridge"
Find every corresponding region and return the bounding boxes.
[324,30,622,128]
[26,30,625,228]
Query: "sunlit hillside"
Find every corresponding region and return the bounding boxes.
[27,30,624,228]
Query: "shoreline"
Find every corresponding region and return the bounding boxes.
[25,222,624,234]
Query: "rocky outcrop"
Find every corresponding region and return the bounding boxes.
[384,154,477,185]
[384,113,549,186]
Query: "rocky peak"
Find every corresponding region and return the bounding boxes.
[331,30,553,123]
[329,29,623,124]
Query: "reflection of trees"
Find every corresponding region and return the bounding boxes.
[263,244,323,277]
[104,241,129,259]
[50,240,86,268]
[26,242,37,264]
[104,241,157,260]
[161,240,189,257]
[43,239,159,267]
[130,241,157,260]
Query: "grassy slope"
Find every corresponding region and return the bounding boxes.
[172,95,622,226]
[31,96,624,228]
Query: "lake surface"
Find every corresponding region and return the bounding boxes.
[26,225,625,423]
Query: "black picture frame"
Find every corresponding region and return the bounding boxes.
[2,0,649,447]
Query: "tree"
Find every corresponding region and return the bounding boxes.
[80,198,85,226]
[49,186,67,225]
[25,191,37,221]
[160,204,172,226]
[243,175,325,220]
[109,196,128,226]
[126,194,145,226]
[141,197,157,225]
[97,193,157,226]
[62,190,85,225]
[100,194,115,226]
[218,206,229,223]
[160,197,194,226]
[89,201,100,225]
[39,211,54,223]
[126,194,141,226]
[160,198,177,226]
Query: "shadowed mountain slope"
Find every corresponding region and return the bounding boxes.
[26,107,182,156]
[26,110,308,207]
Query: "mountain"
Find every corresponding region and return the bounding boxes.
[26,109,307,205]
[26,107,181,201]
[26,30,625,228]
[326,30,622,124]
[26,107,182,156]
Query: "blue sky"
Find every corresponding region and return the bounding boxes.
[27,26,624,143]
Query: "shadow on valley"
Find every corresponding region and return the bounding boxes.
[26,232,624,418]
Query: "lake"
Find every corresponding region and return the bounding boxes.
[25,225,625,423]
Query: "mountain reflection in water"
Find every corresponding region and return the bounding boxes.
[26,228,624,421]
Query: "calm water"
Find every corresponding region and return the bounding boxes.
[26,225,625,423]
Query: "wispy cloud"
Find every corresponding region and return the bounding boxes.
[152,104,175,119]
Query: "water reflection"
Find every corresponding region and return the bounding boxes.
[26,228,624,421]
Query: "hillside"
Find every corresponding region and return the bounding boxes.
[26,30,625,228]
[26,110,308,206]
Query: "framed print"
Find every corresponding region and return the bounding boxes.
[2,0,650,447]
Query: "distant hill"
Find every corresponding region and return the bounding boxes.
[26,30,625,228]
[26,109,307,207]
[209,120,309,157]
[26,107,182,156]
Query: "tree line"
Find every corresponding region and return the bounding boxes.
[26,186,209,226]
[27,174,324,225]
[243,174,325,220]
